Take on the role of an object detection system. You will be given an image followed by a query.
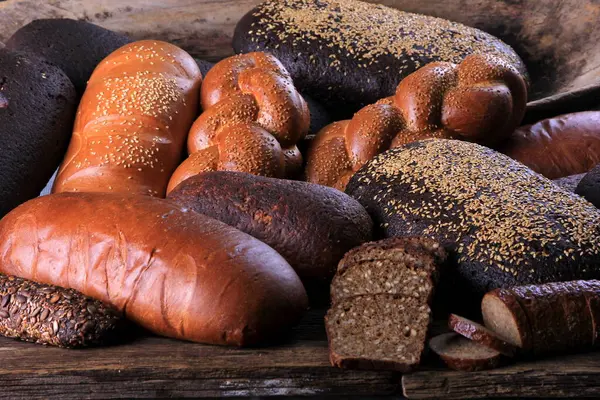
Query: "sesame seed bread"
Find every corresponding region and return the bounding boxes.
[346,139,600,296]
[6,19,132,96]
[167,52,310,191]
[167,171,373,299]
[448,314,517,357]
[233,0,526,118]
[0,48,77,218]
[429,332,504,372]
[52,40,202,198]
[576,164,600,208]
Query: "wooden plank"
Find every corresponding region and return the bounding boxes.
[0,308,400,399]
[402,351,600,399]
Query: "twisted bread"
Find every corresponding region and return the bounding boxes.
[167,52,309,193]
[305,54,527,190]
[52,40,202,197]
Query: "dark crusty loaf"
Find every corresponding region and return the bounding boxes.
[0,48,77,218]
[576,164,600,208]
[482,281,600,355]
[346,139,600,296]
[330,237,446,303]
[554,174,586,193]
[326,294,431,372]
[0,274,123,348]
[167,171,373,292]
[429,332,504,372]
[448,314,517,357]
[233,0,526,118]
[0,192,308,346]
[6,19,131,95]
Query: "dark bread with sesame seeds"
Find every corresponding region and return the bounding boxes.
[482,281,600,355]
[52,40,202,198]
[0,274,124,348]
[429,332,505,371]
[501,112,600,179]
[448,313,517,357]
[0,48,77,219]
[346,139,600,296]
[233,0,527,118]
[305,53,527,190]
[167,171,373,297]
[576,164,600,209]
[0,192,308,346]
[6,19,132,96]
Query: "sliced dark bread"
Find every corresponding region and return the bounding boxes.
[330,237,446,303]
[326,294,430,372]
[429,332,504,371]
[449,314,517,357]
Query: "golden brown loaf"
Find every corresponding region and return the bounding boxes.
[0,193,308,346]
[167,52,310,193]
[305,54,527,190]
[52,40,202,197]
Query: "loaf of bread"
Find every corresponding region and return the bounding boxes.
[0,193,308,346]
[554,174,586,193]
[346,139,600,296]
[168,53,309,191]
[0,274,123,348]
[6,19,132,95]
[167,171,372,295]
[0,48,77,218]
[305,53,527,189]
[501,112,600,179]
[576,164,600,208]
[52,40,202,197]
[482,281,600,355]
[233,0,527,118]
[325,237,445,371]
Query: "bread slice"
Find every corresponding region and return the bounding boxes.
[481,288,531,349]
[330,237,446,303]
[429,332,504,371]
[326,294,430,372]
[449,314,517,356]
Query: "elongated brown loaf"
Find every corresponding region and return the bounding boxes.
[52,40,202,197]
[0,193,308,346]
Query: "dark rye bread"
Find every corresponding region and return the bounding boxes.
[6,19,131,95]
[482,281,600,355]
[448,314,517,357]
[167,171,372,292]
[0,49,77,218]
[0,274,123,348]
[429,332,504,372]
[554,173,586,193]
[233,0,526,118]
[326,294,430,372]
[330,237,446,303]
[346,139,600,296]
[576,164,600,208]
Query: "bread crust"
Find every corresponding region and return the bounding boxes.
[449,313,517,357]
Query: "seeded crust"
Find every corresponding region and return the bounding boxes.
[330,237,446,303]
[0,274,124,348]
[233,0,526,118]
[346,139,600,296]
[449,314,517,357]
[326,294,431,372]
[429,332,504,372]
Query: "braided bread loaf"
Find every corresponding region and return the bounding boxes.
[52,40,202,197]
[167,52,310,193]
[305,54,527,190]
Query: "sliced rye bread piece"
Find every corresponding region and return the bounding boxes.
[482,288,532,350]
[449,314,517,357]
[330,237,447,303]
[326,294,430,372]
[429,332,504,371]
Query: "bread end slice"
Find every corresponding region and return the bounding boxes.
[482,289,531,350]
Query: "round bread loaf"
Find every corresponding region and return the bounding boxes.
[346,139,600,296]
[0,48,77,218]
[167,171,373,294]
[233,0,526,118]
[576,164,600,208]
[6,19,132,95]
